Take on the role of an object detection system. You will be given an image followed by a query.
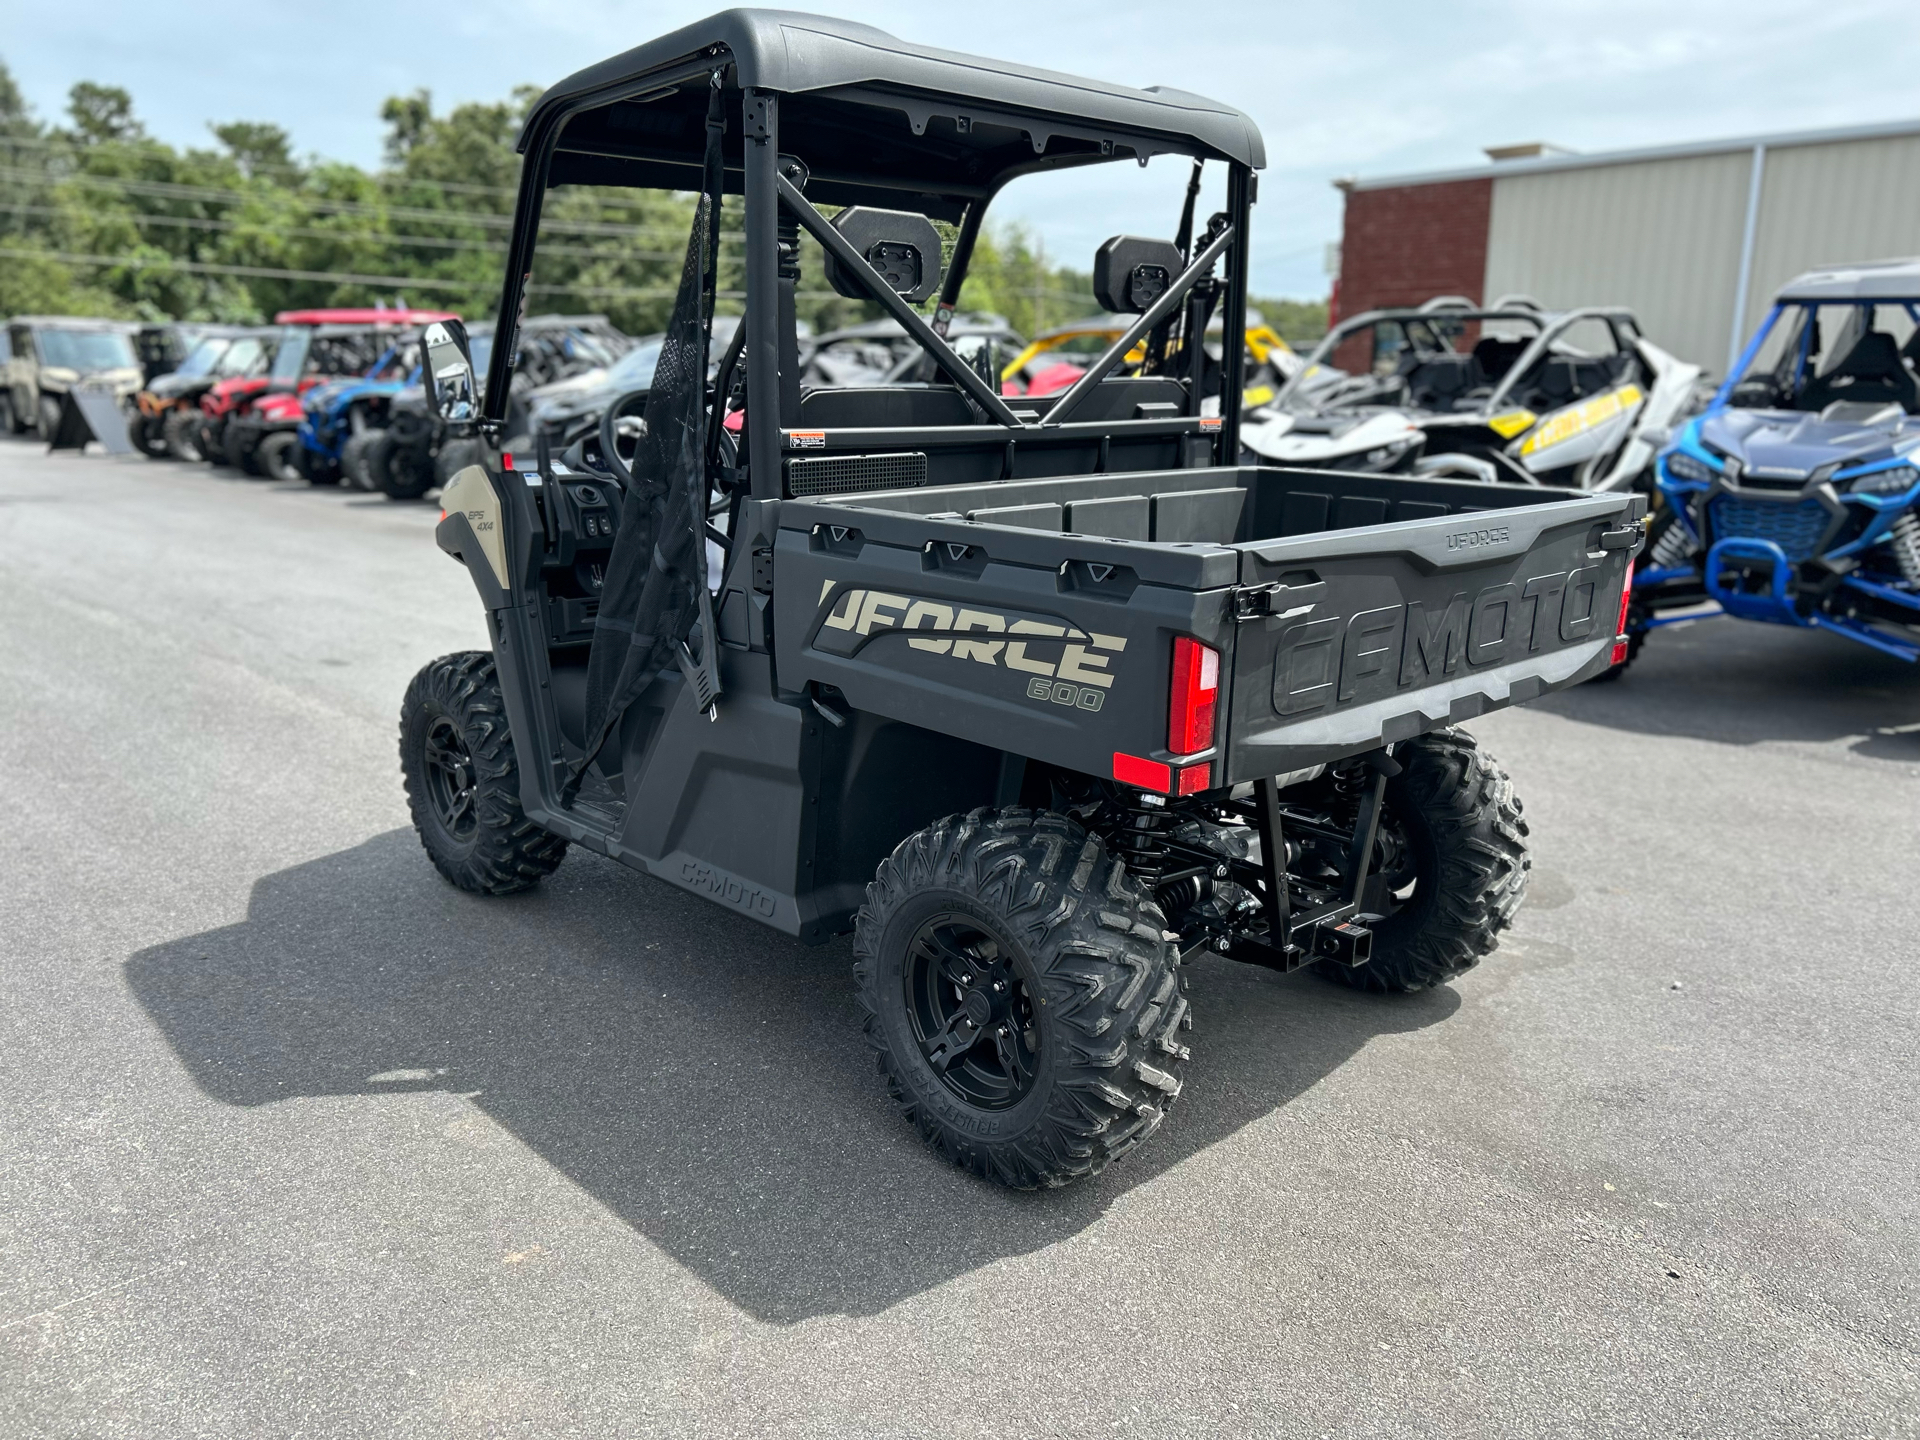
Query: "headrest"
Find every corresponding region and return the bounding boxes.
[822,207,944,304]
[1093,237,1185,314]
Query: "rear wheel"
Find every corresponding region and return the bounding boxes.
[855,808,1191,1189]
[1317,728,1529,994]
[226,424,264,475]
[255,431,304,483]
[162,408,205,461]
[400,651,567,896]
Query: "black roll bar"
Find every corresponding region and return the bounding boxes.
[1045,224,1235,428]
[774,172,1025,430]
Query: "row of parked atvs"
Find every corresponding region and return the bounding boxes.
[27,255,1920,669]
[113,310,641,499]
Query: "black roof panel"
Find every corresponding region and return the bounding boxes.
[524,9,1263,172]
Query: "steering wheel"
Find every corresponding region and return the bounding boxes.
[596,388,650,487]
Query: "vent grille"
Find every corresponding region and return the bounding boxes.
[1708,496,1831,561]
[786,451,929,497]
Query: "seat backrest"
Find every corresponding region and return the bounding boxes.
[797,384,977,430]
[1801,331,1919,411]
[1406,353,1484,408]
[1470,336,1529,382]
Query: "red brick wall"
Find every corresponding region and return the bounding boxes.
[1333,177,1492,372]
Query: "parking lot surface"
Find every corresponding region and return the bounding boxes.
[2,440,1916,1439]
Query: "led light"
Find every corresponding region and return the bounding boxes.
[1849,464,1919,496]
[1664,450,1721,485]
[1113,752,1171,794]
[1609,559,1636,666]
[1168,636,1220,755]
[1174,762,1213,796]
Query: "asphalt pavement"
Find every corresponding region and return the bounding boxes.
[1,438,1915,1439]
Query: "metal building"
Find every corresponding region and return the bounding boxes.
[1334,118,1920,377]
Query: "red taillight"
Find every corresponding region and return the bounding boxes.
[501,452,515,470]
[1168,636,1219,755]
[1174,762,1212,796]
[1609,558,1636,665]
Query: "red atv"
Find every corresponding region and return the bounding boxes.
[200,308,454,476]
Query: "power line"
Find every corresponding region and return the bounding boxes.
[0,246,820,303]
[0,164,738,241]
[0,200,686,263]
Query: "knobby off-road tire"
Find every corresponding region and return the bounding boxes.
[378,434,436,501]
[855,808,1191,1189]
[226,424,265,476]
[399,652,568,896]
[255,431,304,483]
[162,407,205,461]
[1319,728,1530,994]
[0,391,24,434]
[130,415,169,459]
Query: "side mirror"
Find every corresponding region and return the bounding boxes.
[421,320,478,424]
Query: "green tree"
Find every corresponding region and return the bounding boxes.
[211,121,295,180]
[66,81,142,144]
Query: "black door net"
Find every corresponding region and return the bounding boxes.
[565,76,724,805]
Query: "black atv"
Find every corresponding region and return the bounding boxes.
[399,11,1641,1190]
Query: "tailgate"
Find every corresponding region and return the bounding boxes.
[1224,491,1642,782]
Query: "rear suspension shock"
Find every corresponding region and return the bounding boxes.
[1108,792,1177,889]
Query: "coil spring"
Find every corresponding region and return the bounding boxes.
[1889,512,1920,587]
[1328,760,1370,812]
[1109,795,1177,888]
[1650,519,1693,568]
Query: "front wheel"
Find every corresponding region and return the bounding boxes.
[399,652,568,895]
[38,394,61,441]
[855,808,1191,1189]
[0,391,24,434]
[1317,728,1530,994]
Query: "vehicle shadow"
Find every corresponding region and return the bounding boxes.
[1535,615,1920,763]
[125,828,1456,1324]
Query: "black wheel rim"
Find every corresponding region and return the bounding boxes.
[423,716,479,841]
[904,913,1042,1110]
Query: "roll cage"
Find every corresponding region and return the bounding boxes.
[1277,303,1647,416]
[1717,261,1920,415]
[483,10,1264,507]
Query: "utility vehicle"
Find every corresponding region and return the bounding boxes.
[1627,258,1920,668]
[398,11,1642,1189]
[202,308,452,476]
[2,317,142,440]
[1244,299,1699,490]
[127,327,273,459]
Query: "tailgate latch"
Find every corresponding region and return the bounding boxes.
[1232,584,1316,623]
[1596,521,1644,552]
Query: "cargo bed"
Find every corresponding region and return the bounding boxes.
[775,464,1644,786]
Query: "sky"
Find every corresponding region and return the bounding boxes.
[7,0,1920,299]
